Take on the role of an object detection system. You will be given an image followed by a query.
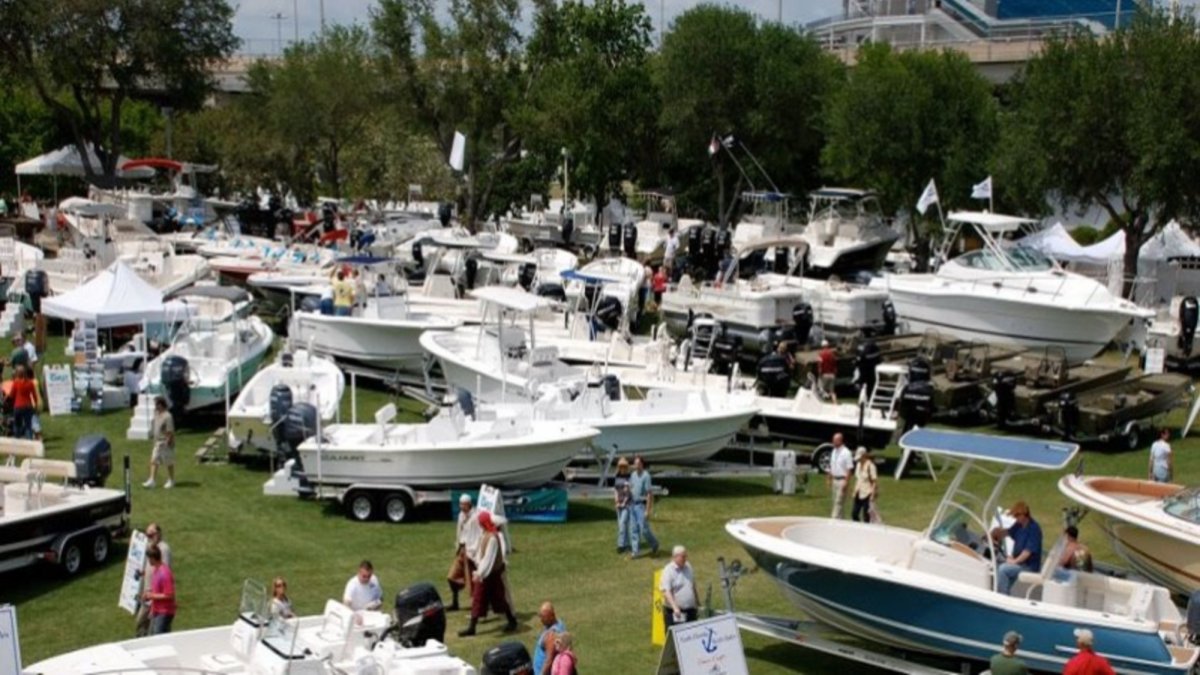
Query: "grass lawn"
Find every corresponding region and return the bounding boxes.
[8,333,1198,674]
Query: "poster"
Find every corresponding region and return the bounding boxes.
[44,364,74,416]
[0,605,19,675]
[450,486,568,523]
[655,614,749,675]
[118,530,149,615]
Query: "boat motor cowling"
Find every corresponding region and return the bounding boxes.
[608,221,622,252]
[455,389,477,420]
[595,296,623,331]
[773,247,790,275]
[907,356,932,384]
[1180,296,1199,356]
[160,355,191,413]
[535,282,567,303]
[437,202,453,228]
[622,221,638,258]
[990,370,1018,424]
[72,435,112,487]
[269,384,294,446]
[792,303,814,346]
[757,352,792,398]
[899,380,935,431]
[711,334,743,376]
[280,403,319,459]
[600,374,622,402]
[392,582,446,648]
[688,226,703,258]
[481,641,533,675]
[24,269,48,313]
[411,241,425,270]
[1057,391,1080,440]
[464,255,480,290]
[517,263,537,291]
[561,217,574,245]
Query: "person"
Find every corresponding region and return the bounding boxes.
[651,266,668,307]
[447,494,482,611]
[143,545,176,635]
[533,601,566,675]
[637,265,652,320]
[143,397,176,489]
[352,268,367,309]
[851,447,877,523]
[989,630,1030,675]
[994,501,1043,596]
[550,631,577,675]
[827,433,853,519]
[1053,526,1093,581]
[8,335,30,374]
[628,456,660,559]
[614,457,633,554]
[1150,428,1173,483]
[715,251,734,286]
[817,340,838,403]
[343,560,383,611]
[135,524,172,637]
[332,271,354,316]
[271,577,295,620]
[664,228,680,273]
[459,511,519,636]
[660,545,699,630]
[16,333,37,370]
[1063,628,1115,675]
[9,365,38,440]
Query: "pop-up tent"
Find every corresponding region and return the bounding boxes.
[14,144,155,199]
[41,261,191,328]
[1019,222,1126,265]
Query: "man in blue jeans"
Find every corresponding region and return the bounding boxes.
[628,456,659,559]
[994,500,1042,595]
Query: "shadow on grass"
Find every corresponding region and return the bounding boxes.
[1,541,130,605]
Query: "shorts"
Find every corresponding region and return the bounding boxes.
[152,443,176,466]
[820,374,836,390]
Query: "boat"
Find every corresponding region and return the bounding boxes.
[23,578,475,674]
[915,342,1023,420]
[875,211,1153,363]
[726,428,1200,674]
[1146,295,1200,368]
[1044,372,1192,447]
[984,347,1132,427]
[1059,475,1200,597]
[226,349,345,457]
[207,242,339,285]
[502,197,604,254]
[622,190,705,262]
[296,401,599,490]
[750,386,898,456]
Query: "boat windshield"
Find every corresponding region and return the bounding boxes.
[1163,486,1200,524]
[238,579,269,626]
[956,246,1055,272]
[1007,246,1055,271]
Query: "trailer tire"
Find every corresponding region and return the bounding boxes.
[91,530,112,565]
[811,443,834,475]
[61,540,84,577]
[346,491,376,522]
[382,493,413,524]
[1123,424,1141,451]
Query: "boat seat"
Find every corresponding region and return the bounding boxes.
[0,438,45,461]
[0,466,29,484]
[21,458,76,481]
[298,600,355,661]
[909,539,992,589]
[1042,574,1081,608]
[530,346,559,366]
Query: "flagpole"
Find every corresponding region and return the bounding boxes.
[718,139,757,193]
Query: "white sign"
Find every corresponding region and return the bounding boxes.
[118,530,149,615]
[44,364,74,416]
[655,614,749,675]
[1144,346,1166,375]
[476,484,512,555]
[0,605,20,675]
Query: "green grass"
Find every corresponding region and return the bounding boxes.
[9,333,1198,674]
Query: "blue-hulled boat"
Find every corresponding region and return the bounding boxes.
[727,429,1200,674]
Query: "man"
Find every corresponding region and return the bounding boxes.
[1063,628,1116,675]
[989,630,1029,675]
[660,545,699,630]
[343,560,383,611]
[827,433,854,519]
[459,511,518,636]
[664,228,680,273]
[135,524,172,637]
[628,456,660,559]
[17,332,37,368]
[1150,428,1173,483]
[817,340,838,403]
[9,334,30,372]
[994,501,1043,596]
[532,601,566,675]
[447,494,482,611]
[143,397,176,489]
[143,545,176,635]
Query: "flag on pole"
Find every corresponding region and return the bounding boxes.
[916,179,939,215]
[722,134,736,148]
[449,131,466,171]
[971,176,993,200]
[708,134,720,156]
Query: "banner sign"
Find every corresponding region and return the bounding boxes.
[44,364,74,416]
[451,486,568,523]
[118,530,149,615]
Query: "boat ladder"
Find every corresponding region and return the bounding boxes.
[867,364,908,417]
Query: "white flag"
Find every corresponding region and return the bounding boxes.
[449,131,466,172]
[971,176,992,200]
[916,179,938,215]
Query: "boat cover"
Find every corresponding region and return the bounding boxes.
[899,429,1078,469]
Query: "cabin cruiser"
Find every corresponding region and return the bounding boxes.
[227,349,345,456]
[1059,475,1200,597]
[875,211,1152,363]
[727,429,1199,674]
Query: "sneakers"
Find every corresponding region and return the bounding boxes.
[142,479,155,488]
[163,480,175,489]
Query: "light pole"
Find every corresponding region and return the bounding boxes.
[292,0,299,43]
[270,12,287,54]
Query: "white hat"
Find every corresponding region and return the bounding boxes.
[1073,628,1094,646]
[459,494,473,504]
[854,447,868,461]
[672,545,687,557]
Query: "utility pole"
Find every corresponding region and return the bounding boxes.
[320,0,326,32]
[270,12,287,54]
[292,0,299,43]
[659,0,664,48]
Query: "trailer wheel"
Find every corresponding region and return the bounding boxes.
[91,530,112,565]
[811,443,834,475]
[1123,424,1141,451]
[346,491,376,522]
[382,493,413,524]
[61,540,84,576]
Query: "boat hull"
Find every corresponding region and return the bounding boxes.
[292,312,458,373]
[0,490,127,563]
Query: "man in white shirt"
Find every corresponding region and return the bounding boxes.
[826,433,854,519]
[343,560,383,611]
[447,494,482,611]
[664,229,680,273]
[659,545,698,630]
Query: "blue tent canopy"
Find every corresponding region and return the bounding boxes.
[559,269,627,285]
[899,429,1078,470]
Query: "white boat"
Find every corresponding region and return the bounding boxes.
[502,198,603,253]
[227,349,345,456]
[727,429,1198,674]
[875,211,1152,363]
[23,579,475,674]
[1059,475,1200,597]
[207,243,339,284]
[297,401,598,490]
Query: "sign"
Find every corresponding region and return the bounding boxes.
[655,614,749,675]
[44,364,74,416]
[651,569,666,646]
[1144,346,1166,375]
[450,487,568,523]
[118,530,149,615]
[0,605,20,675]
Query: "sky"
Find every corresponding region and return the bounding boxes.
[232,0,843,54]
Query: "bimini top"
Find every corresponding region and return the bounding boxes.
[899,428,1078,470]
[810,187,877,200]
[559,269,628,285]
[170,285,252,305]
[947,211,1038,234]
[469,286,557,313]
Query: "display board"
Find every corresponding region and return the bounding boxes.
[655,614,749,675]
[44,364,74,416]
[118,530,149,615]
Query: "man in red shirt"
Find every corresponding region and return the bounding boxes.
[817,340,838,404]
[1062,628,1115,675]
[143,545,176,635]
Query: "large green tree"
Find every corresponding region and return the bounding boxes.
[994,12,1200,282]
[0,0,238,185]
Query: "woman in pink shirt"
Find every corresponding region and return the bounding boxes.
[143,545,176,634]
[551,631,577,675]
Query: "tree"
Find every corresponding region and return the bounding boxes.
[822,44,997,267]
[994,12,1200,283]
[0,0,238,185]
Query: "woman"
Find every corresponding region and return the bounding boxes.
[651,266,668,307]
[850,447,877,523]
[270,577,295,620]
[9,365,38,439]
[614,457,633,554]
[551,631,577,675]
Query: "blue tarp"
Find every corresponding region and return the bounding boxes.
[899,429,1078,469]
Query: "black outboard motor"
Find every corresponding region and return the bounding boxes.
[1057,392,1079,440]
[881,300,898,336]
[281,352,295,368]
[437,202,453,228]
[773,247,790,274]
[393,583,446,648]
[412,241,425,270]
[320,203,336,234]
[595,296,623,331]
[899,379,935,432]
[715,228,732,259]
[1186,590,1200,643]
[72,435,112,487]
[990,370,1018,424]
[622,221,638,258]
[535,282,567,303]
[517,263,537,291]
[464,255,480,290]
[607,221,622,253]
[24,269,48,313]
[455,389,476,420]
[700,228,717,276]
[907,356,932,384]
[1180,296,1199,356]
[160,355,191,413]
[481,641,533,675]
[280,402,318,460]
[601,374,621,401]
[792,302,815,346]
[561,216,574,245]
[268,384,294,450]
[711,334,743,376]
[854,340,882,392]
[757,351,791,398]
[687,226,703,262]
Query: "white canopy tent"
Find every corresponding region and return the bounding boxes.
[1019,222,1126,266]
[1139,220,1200,265]
[41,261,191,328]
[14,145,155,200]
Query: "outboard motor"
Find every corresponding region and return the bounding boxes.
[72,435,112,487]
[907,356,932,384]
[268,384,294,450]
[320,203,336,234]
[757,351,791,398]
[990,370,1018,425]
[455,389,476,420]
[622,221,638,259]
[437,202,453,228]
[601,374,621,402]
[517,263,537,291]
[281,352,295,368]
[607,221,622,253]
[773,247,790,274]
[280,402,319,460]
[711,334,743,376]
[1179,296,1199,356]
[24,269,48,313]
[411,241,425,270]
[535,282,567,303]
[882,300,898,336]
[854,340,882,392]
[1186,590,1200,643]
[464,255,480,290]
[687,226,703,261]
[160,355,191,413]
[392,583,446,648]
[792,302,814,346]
[595,295,623,331]
[899,379,935,432]
[561,217,574,245]
[1057,391,1080,440]
[481,641,533,675]
[700,228,717,276]
[715,228,732,259]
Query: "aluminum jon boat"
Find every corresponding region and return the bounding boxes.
[727,429,1199,674]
